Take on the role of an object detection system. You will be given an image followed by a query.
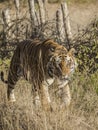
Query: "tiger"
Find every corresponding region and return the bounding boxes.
[1,39,77,111]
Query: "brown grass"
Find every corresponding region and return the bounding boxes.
[0,72,98,130]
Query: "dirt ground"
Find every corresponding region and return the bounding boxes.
[46,2,98,34]
[69,3,98,33]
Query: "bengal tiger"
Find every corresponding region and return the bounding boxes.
[1,39,77,111]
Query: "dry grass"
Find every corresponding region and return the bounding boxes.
[0,72,98,130]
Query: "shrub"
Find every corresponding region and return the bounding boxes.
[72,19,98,74]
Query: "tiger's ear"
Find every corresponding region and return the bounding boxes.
[69,48,76,56]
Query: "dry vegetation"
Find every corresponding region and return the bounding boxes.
[0,0,98,130]
[0,71,98,130]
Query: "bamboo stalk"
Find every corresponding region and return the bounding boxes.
[2,8,11,42]
[28,0,36,26]
[56,8,65,42]
[37,0,46,24]
[14,0,20,19]
[61,2,72,48]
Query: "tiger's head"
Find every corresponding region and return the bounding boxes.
[41,40,77,81]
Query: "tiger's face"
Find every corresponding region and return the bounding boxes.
[45,41,77,81]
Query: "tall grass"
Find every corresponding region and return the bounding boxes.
[0,71,98,130]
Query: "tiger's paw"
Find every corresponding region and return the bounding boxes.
[8,93,16,103]
[43,104,53,112]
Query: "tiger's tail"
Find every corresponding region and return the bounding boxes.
[0,71,8,84]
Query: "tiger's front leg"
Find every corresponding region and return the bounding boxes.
[60,84,71,108]
[7,85,16,102]
[39,82,52,111]
[57,83,71,109]
[33,90,41,107]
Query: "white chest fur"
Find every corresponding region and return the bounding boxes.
[46,78,55,86]
[43,77,68,88]
[56,78,69,88]
[43,78,55,86]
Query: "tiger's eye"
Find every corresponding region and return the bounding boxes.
[50,47,55,52]
[56,57,61,63]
